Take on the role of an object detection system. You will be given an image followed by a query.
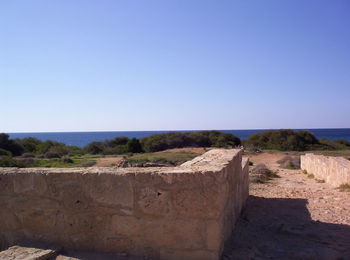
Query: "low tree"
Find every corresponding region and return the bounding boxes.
[126,138,143,153]
[0,133,23,156]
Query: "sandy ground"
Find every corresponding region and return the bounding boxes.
[93,156,123,167]
[223,153,350,260]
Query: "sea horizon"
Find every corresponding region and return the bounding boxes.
[6,128,350,147]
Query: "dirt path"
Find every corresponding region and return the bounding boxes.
[223,153,350,260]
[93,156,123,167]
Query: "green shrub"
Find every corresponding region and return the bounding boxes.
[126,138,143,153]
[84,142,104,154]
[17,137,41,153]
[277,156,300,169]
[84,137,132,155]
[0,156,20,167]
[246,129,321,151]
[338,184,350,192]
[319,138,350,150]
[61,156,73,163]
[44,152,60,159]
[250,163,280,184]
[0,133,23,156]
[0,148,11,156]
[101,145,128,155]
[21,153,35,158]
[140,131,241,152]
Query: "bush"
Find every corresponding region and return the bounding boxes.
[319,138,350,150]
[250,163,279,183]
[106,137,129,147]
[21,153,35,158]
[0,148,11,156]
[338,184,350,192]
[246,130,321,151]
[0,133,24,156]
[277,156,300,169]
[61,156,73,163]
[44,152,61,159]
[84,137,131,155]
[84,142,104,154]
[18,158,39,167]
[126,138,143,153]
[0,156,20,167]
[140,131,241,152]
[17,137,42,153]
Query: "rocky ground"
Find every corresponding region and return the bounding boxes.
[223,153,350,260]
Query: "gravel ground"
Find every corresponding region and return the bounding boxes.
[223,153,350,260]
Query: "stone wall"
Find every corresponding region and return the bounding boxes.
[301,153,350,187]
[0,149,249,260]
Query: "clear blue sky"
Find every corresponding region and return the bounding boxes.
[1,0,349,132]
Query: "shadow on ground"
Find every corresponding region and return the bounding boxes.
[222,196,350,260]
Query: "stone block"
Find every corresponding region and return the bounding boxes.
[143,218,205,250]
[0,149,248,259]
[0,245,59,260]
[0,211,21,231]
[0,173,14,194]
[83,173,134,208]
[19,210,57,234]
[160,248,219,260]
[206,220,224,251]
[301,154,350,187]
[136,187,171,216]
[172,181,228,219]
[111,215,141,237]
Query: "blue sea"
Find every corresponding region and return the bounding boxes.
[7,129,350,148]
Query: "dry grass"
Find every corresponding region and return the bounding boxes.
[277,155,300,169]
[338,184,350,192]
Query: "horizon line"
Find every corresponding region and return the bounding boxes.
[5,127,350,134]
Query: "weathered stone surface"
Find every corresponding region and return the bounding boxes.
[159,248,219,260]
[86,173,134,208]
[172,183,227,219]
[0,149,249,260]
[18,210,57,233]
[0,245,58,260]
[13,172,48,195]
[301,154,350,187]
[136,187,171,216]
[0,173,14,194]
[0,211,21,231]
[206,219,224,251]
[111,215,141,237]
[141,218,205,250]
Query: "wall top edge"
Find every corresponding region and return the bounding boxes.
[0,149,241,176]
[302,153,350,166]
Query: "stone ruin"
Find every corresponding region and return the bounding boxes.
[301,153,350,187]
[0,149,249,260]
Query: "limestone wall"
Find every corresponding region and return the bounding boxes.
[301,153,350,187]
[0,149,248,260]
